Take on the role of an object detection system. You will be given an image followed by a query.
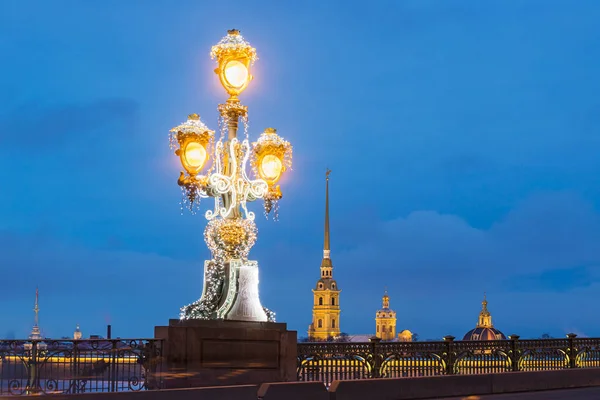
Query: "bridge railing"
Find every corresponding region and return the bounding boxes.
[297,334,594,386]
[0,338,163,395]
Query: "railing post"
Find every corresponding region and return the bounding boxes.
[72,340,80,393]
[110,340,118,392]
[26,341,39,395]
[369,336,382,378]
[567,333,578,369]
[157,339,165,389]
[443,336,455,375]
[509,334,520,372]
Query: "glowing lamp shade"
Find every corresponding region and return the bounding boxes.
[183,141,207,174]
[259,154,283,183]
[216,58,252,97]
[224,60,249,88]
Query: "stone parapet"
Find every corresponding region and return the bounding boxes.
[154,319,297,388]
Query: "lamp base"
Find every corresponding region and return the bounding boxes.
[223,260,268,322]
[180,259,272,322]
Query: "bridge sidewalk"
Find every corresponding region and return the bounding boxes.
[433,386,600,399]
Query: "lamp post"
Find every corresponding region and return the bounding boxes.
[169,30,293,322]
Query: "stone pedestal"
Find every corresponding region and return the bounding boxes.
[155,319,297,388]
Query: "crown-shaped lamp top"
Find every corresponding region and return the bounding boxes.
[210,29,258,64]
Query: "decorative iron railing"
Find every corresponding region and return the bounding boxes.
[297,334,599,386]
[0,339,163,395]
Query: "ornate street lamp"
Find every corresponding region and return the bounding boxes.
[169,30,293,322]
[253,128,292,214]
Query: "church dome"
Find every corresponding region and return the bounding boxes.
[463,327,506,341]
[398,329,413,342]
[463,294,506,341]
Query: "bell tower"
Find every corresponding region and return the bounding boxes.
[375,290,397,341]
[308,170,341,340]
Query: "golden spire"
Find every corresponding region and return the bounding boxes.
[320,169,333,272]
[323,168,331,259]
[324,169,331,257]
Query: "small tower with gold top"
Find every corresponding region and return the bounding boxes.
[308,170,341,340]
[74,324,82,340]
[375,290,397,341]
[478,293,492,328]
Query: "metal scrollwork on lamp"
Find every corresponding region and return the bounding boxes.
[169,29,293,322]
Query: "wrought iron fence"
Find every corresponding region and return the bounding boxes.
[297,334,599,386]
[0,339,163,395]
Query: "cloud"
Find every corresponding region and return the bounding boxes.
[504,266,596,292]
[333,190,600,291]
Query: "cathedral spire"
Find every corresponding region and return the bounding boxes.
[320,169,333,273]
[323,169,331,259]
[309,169,341,340]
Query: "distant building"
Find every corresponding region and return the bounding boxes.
[342,291,412,343]
[28,287,42,340]
[374,291,413,342]
[308,170,341,341]
[25,287,47,351]
[73,324,82,340]
[397,329,413,342]
[375,291,396,341]
[463,294,506,341]
[21,289,85,342]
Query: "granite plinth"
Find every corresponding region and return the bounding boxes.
[168,319,288,330]
[155,319,297,388]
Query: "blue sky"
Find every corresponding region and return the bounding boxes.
[1,0,600,340]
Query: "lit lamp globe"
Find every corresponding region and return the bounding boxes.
[181,140,207,174]
[170,114,214,178]
[259,154,283,184]
[211,29,257,100]
[223,60,249,90]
